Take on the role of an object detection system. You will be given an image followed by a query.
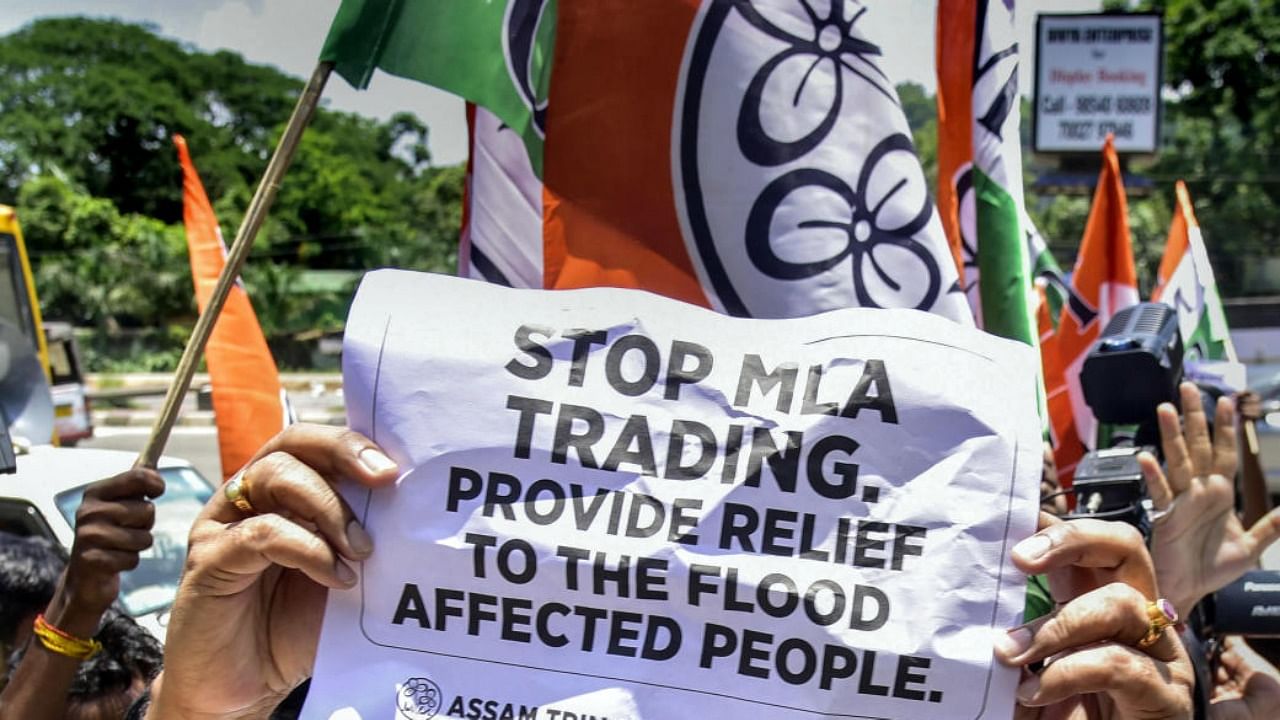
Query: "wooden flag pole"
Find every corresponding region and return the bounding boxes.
[136,62,333,470]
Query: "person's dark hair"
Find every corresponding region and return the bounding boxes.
[6,606,163,718]
[0,532,66,646]
[71,607,163,700]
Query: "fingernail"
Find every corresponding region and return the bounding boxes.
[1013,533,1052,562]
[993,627,1033,659]
[336,560,357,585]
[1016,674,1042,705]
[359,448,398,474]
[347,520,373,555]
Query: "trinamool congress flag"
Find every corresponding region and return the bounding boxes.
[1034,279,1067,419]
[174,136,292,480]
[936,0,1036,345]
[322,0,970,322]
[1046,136,1139,483]
[1024,213,1068,329]
[1151,181,1235,361]
[322,0,553,175]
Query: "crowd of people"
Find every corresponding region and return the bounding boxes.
[0,382,1278,719]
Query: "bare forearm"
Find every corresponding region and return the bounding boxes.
[0,643,81,720]
[0,587,104,720]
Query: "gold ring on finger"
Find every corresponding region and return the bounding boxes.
[224,472,256,515]
[1137,598,1178,649]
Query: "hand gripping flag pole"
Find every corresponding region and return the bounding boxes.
[135,62,332,471]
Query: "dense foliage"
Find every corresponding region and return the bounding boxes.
[1109,0,1280,294]
[0,17,462,368]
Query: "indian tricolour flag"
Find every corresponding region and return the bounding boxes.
[936,0,1035,344]
[1151,181,1235,362]
[322,0,970,322]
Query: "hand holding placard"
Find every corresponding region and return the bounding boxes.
[134,271,1199,720]
[307,270,1044,720]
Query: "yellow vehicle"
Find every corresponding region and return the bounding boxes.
[0,205,93,445]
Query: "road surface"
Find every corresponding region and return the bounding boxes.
[85,426,224,482]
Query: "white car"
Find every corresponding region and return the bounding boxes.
[0,446,214,639]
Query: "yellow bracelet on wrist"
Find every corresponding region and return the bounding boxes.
[32,613,102,661]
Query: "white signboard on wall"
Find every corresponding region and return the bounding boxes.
[1034,13,1163,154]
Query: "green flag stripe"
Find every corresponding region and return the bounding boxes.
[321,0,403,89]
[1029,235,1066,329]
[974,167,1036,346]
[1186,309,1229,360]
[321,0,554,174]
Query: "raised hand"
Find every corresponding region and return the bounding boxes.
[144,425,398,720]
[1141,383,1280,618]
[0,467,163,720]
[58,467,165,633]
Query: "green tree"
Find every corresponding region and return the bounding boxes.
[0,17,459,270]
[1108,0,1280,295]
[0,19,297,219]
[19,174,191,331]
[897,82,939,189]
[0,18,466,369]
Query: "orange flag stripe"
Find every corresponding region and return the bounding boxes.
[1037,280,1079,492]
[174,135,287,480]
[1151,180,1196,301]
[935,0,976,283]
[1048,135,1139,483]
[541,0,710,307]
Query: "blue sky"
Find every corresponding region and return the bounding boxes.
[1,0,1101,166]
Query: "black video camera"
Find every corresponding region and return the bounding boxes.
[1066,446,1151,537]
[1066,303,1183,533]
[1192,570,1280,691]
[1198,571,1280,638]
[1072,303,1280,697]
[1080,302,1184,446]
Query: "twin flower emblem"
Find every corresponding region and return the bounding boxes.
[733,0,943,311]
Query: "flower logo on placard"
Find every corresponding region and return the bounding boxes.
[396,677,443,720]
[745,133,942,310]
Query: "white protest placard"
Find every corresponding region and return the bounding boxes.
[1034,13,1163,153]
[304,270,1041,720]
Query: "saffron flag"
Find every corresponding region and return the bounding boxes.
[936,0,1036,344]
[324,0,970,322]
[1152,181,1235,361]
[1047,136,1139,483]
[174,135,291,480]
